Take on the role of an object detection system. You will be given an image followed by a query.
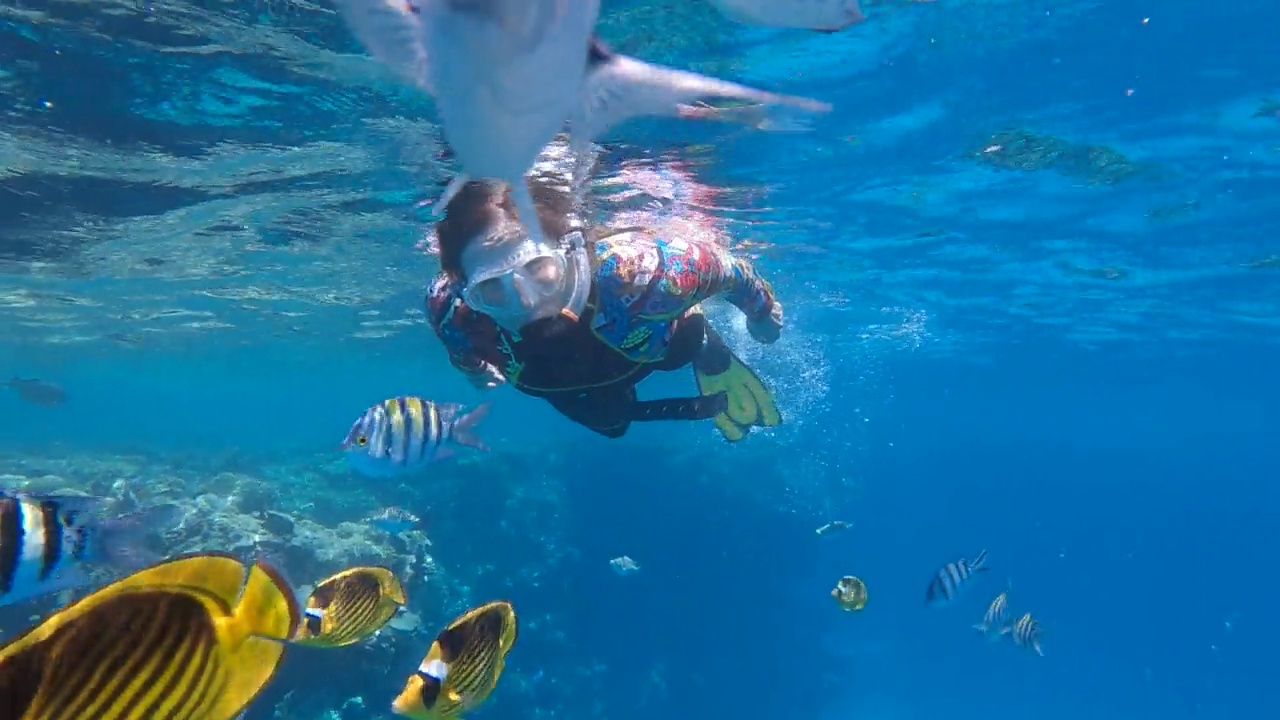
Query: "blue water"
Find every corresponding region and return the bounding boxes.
[3,0,1279,719]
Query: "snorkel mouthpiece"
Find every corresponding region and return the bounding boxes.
[560,230,590,321]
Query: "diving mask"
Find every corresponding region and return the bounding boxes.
[461,229,590,329]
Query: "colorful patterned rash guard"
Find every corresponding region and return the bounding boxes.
[425,229,778,396]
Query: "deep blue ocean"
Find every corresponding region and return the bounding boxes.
[2,1,1278,719]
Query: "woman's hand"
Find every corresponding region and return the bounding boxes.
[467,363,506,390]
[747,301,784,344]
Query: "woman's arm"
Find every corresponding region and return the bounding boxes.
[594,232,781,331]
[424,274,507,388]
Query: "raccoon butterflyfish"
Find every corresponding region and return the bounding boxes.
[391,600,518,719]
[831,575,867,611]
[293,565,407,648]
[0,551,299,720]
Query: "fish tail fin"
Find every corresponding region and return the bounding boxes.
[451,403,491,452]
[251,540,301,595]
[227,560,300,647]
[208,559,299,713]
[997,624,1013,637]
[92,503,182,570]
[972,622,987,634]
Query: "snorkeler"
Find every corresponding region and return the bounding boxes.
[424,174,784,442]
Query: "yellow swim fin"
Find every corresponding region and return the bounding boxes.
[693,327,781,442]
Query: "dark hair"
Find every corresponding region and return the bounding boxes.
[436,175,580,279]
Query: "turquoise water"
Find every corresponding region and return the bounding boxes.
[3,0,1278,718]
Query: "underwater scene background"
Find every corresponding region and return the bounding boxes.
[2,0,1278,718]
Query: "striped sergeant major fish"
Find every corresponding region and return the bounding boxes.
[973,585,1011,641]
[0,552,299,720]
[1008,612,1044,656]
[925,549,989,607]
[0,491,179,607]
[342,397,490,477]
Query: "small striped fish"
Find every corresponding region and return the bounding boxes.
[925,549,989,607]
[0,552,299,720]
[343,397,490,477]
[1008,612,1044,656]
[366,506,422,535]
[293,566,407,648]
[0,491,178,607]
[392,600,519,719]
[973,588,1010,641]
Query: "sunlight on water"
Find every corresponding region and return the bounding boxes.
[2,1,1278,719]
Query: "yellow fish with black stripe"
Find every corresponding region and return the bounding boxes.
[292,565,407,648]
[392,600,518,719]
[831,575,868,611]
[0,551,299,720]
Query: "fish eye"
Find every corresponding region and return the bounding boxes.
[357,436,368,446]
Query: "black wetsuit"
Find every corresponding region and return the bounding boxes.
[505,301,728,438]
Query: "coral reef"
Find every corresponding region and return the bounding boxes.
[0,447,587,720]
[970,128,1161,184]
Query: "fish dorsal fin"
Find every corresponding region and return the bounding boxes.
[446,601,507,655]
[113,552,249,606]
[470,600,517,659]
[0,552,248,660]
[369,566,408,605]
[971,549,990,570]
[346,568,383,598]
